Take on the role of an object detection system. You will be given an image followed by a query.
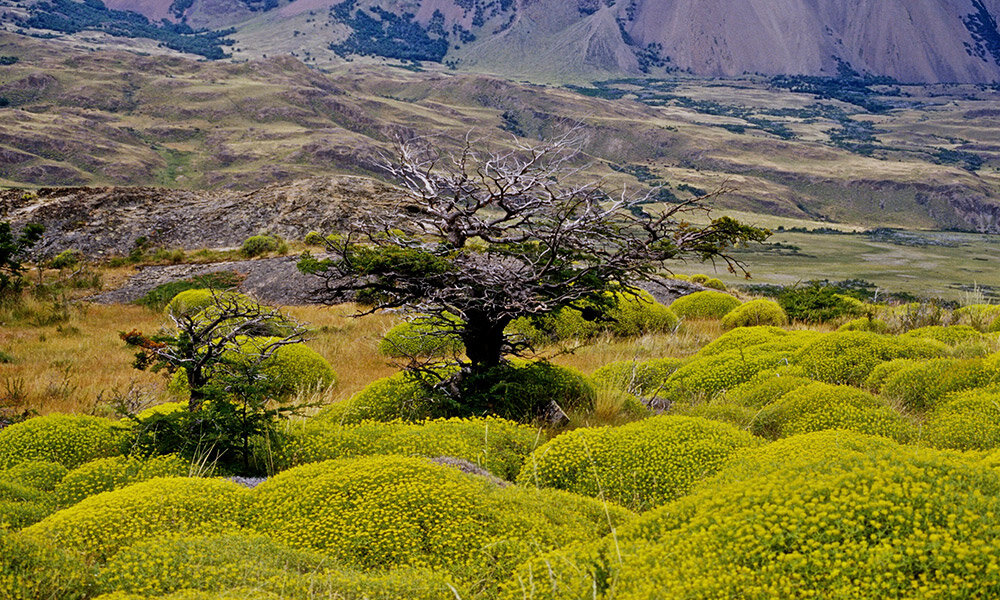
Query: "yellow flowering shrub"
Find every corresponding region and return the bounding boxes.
[54,454,189,507]
[838,316,890,333]
[991,315,1000,333]
[603,291,679,336]
[703,277,726,290]
[503,430,1000,600]
[228,337,336,396]
[283,417,538,480]
[720,299,788,329]
[377,315,463,357]
[668,396,758,428]
[696,326,818,356]
[516,415,760,511]
[727,372,814,408]
[0,414,124,469]
[668,290,741,320]
[164,289,248,319]
[952,303,1000,331]
[751,381,911,441]
[590,357,685,396]
[663,348,798,397]
[134,401,188,420]
[96,533,464,600]
[249,455,631,591]
[0,474,57,530]
[22,477,250,562]
[317,369,455,424]
[794,331,945,386]
[924,387,1000,451]
[0,531,92,600]
[862,358,919,391]
[902,324,984,346]
[0,461,67,492]
[879,357,997,412]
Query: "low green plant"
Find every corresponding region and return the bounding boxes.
[517,415,760,510]
[776,283,868,323]
[54,454,189,507]
[924,386,1000,451]
[1,460,68,492]
[668,290,741,320]
[720,298,788,328]
[750,381,911,441]
[135,272,244,311]
[49,249,83,270]
[591,357,684,396]
[0,531,93,600]
[794,331,945,386]
[378,315,464,357]
[838,316,890,333]
[0,414,124,469]
[240,235,284,258]
[901,325,983,346]
[879,357,996,412]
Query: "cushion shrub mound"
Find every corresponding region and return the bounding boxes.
[228,337,336,396]
[378,315,463,357]
[1,530,93,600]
[862,358,919,391]
[21,477,250,562]
[516,415,760,511]
[794,330,945,386]
[668,290,741,320]
[879,357,997,412]
[952,303,1000,331]
[695,325,818,357]
[590,357,684,396]
[603,290,678,336]
[902,324,983,346]
[164,289,247,319]
[283,417,538,480]
[239,234,283,258]
[720,298,788,329]
[838,316,890,333]
[727,371,814,408]
[0,414,124,469]
[502,430,1000,600]
[662,348,799,398]
[668,397,758,428]
[750,381,911,441]
[54,454,189,507]
[318,369,454,424]
[1,460,68,492]
[96,533,463,600]
[924,386,1000,451]
[249,455,631,592]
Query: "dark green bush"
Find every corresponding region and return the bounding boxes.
[134,272,244,311]
[49,249,83,270]
[240,235,283,258]
[777,284,868,323]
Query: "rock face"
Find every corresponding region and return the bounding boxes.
[0,176,406,258]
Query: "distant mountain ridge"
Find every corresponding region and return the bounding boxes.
[3,0,1000,82]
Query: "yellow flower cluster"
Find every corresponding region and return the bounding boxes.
[751,382,912,441]
[0,414,125,469]
[795,331,945,386]
[668,290,741,320]
[248,455,630,592]
[901,324,984,346]
[697,326,818,357]
[0,530,91,600]
[879,357,996,412]
[924,386,1000,451]
[95,532,463,600]
[517,415,760,511]
[602,290,679,337]
[0,461,66,530]
[664,348,799,397]
[54,454,189,507]
[283,416,538,480]
[727,372,813,408]
[1,460,67,492]
[590,357,685,396]
[164,289,249,319]
[838,316,890,333]
[21,477,250,562]
[720,299,788,329]
[317,368,456,424]
[503,430,1000,599]
[229,336,336,396]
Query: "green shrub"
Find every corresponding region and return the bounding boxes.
[696,325,818,356]
[666,397,758,428]
[902,325,983,346]
[283,417,538,480]
[751,381,911,441]
[727,372,814,408]
[1,460,67,491]
[22,477,250,562]
[952,304,1000,331]
[378,315,463,357]
[135,272,244,312]
[229,337,336,397]
[838,316,890,333]
[663,348,798,398]
[163,289,248,319]
[794,331,945,386]
[0,499,55,530]
[303,231,326,246]
[517,415,759,511]
[777,284,868,323]
[250,455,631,590]
[689,274,709,284]
[239,234,282,258]
[503,431,1000,599]
[319,369,454,424]
[0,414,124,469]
[96,533,462,599]
[862,358,919,391]
[49,249,83,269]
[991,315,1000,333]
[924,387,1000,451]
[879,357,997,412]
[720,298,788,329]
[668,290,741,320]
[604,291,679,336]
[591,357,684,396]
[703,278,726,290]
[54,454,189,507]
[0,531,92,600]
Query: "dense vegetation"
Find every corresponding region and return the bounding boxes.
[17,0,234,59]
[329,1,449,63]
